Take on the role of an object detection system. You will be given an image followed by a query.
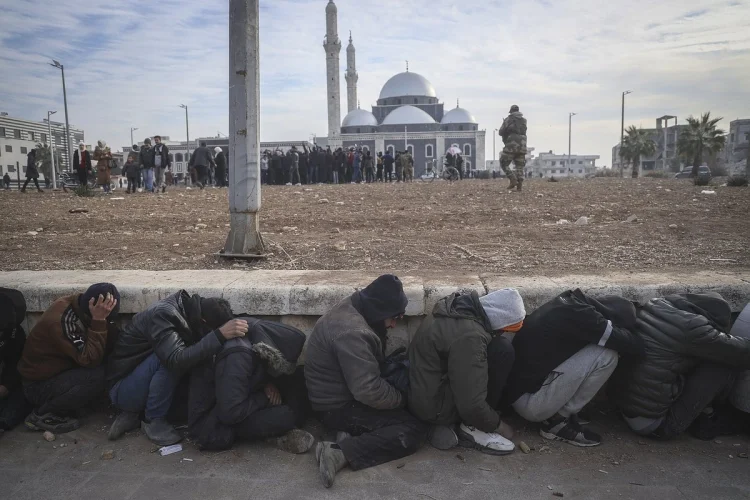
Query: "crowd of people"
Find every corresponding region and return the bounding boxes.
[2,280,749,488]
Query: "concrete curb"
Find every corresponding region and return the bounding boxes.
[1,270,748,316]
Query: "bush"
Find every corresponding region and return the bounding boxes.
[711,164,729,177]
[693,177,711,186]
[594,169,619,178]
[548,176,559,182]
[73,185,96,197]
[644,171,669,178]
[474,170,491,180]
[727,175,748,187]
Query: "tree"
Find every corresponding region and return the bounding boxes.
[621,126,656,178]
[676,112,726,177]
[34,143,63,182]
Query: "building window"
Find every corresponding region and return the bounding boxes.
[579,169,583,174]
[14,129,21,139]
[397,99,401,105]
[463,144,471,156]
[407,145,414,156]
[466,160,472,170]
[21,147,28,154]
[29,132,35,141]
[8,165,15,172]
[413,98,418,104]
[176,153,184,162]
[551,161,556,166]
[176,163,183,173]
[0,127,5,137]
[356,128,360,133]
[425,144,433,157]
[458,125,464,131]
[41,133,47,143]
[5,145,11,153]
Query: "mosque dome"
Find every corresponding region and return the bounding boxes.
[382,105,436,125]
[441,106,477,124]
[379,71,437,99]
[342,108,378,128]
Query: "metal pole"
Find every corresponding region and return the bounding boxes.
[620,91,631,177]
[493,129,496,169]
[404,126,408,152]
[568,113,576,176]
[60,66,72,172]
[16,161,20,191]
[223,0,264,256]
[48,111,57,189]
[130,127,138,147]
[185,107,190,155]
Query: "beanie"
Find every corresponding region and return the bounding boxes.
[78,283,120,319]
[357,275,408,324]
[479,288,526,331]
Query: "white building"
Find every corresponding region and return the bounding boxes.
[0,137,39,180]
[0,113,85,171]
[529,151,599,178]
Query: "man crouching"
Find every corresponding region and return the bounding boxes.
[305,275,427,488]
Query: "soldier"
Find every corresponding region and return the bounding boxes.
[498,105,528,192]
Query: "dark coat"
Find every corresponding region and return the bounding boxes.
[189,146,216,169]
[609,293,750,419]
[25,152,39,179]
[505,289,644,405]
[215,152,227,173]
[188,317,306,450]
[139,146,154,169]
[151,143,171,170]
[0,288,27,391]
[106,291,224,387]
[408,292,501,432]
[73,149,93,172]
[305,295,403,412]
[123,161,139,178]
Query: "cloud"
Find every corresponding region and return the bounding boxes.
[0,0,748,167]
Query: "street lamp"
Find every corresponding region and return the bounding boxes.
[179,104,190,157]
[620,90,632,177]
[47,111,57,189]
[130,127,139,147]
[493,128,499,170]
[568,112,577,175]
[49,60,72,172]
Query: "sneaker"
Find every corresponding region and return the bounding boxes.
[317,442,348,488]
[285,182,292,186]
[25,411,80,433]
[271,429,315,454]
[142,419,182,446]
[108,411,141,441]
[428,425,458,450]
[457,423,514,455]
[540,414,601,447]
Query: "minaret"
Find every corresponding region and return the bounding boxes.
[324,0,342,144]
[345,31,358,114]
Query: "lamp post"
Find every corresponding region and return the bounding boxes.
[130,127,139,147]
[47,111,57,189]
[179,104,190,157]
[223,0,264,257]
[493,128,499,170]
[49,60,72,172]
[620,90,632,177]
[568,112,577,175]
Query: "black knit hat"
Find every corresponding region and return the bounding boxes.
[357,275,408,324]
[78,283,120,319]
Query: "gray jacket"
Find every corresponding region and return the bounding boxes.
[304,295,403,412]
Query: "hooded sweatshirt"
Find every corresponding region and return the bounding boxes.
[408,291,523,432]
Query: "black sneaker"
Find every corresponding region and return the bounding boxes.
[540,414,601,447]
[25,411,80,433]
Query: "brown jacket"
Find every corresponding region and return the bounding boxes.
[18,295,110,381]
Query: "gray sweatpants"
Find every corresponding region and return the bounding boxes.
[155,167,165,188]
[512,345,618,422]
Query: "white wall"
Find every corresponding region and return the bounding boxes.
[0,138,43,179]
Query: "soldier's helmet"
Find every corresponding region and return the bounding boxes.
[509,105,520,113]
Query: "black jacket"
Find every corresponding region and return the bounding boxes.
[215,152,227,172]
[106,291,225,387]
[505,289,644,404]
[609,293,750,419]
[73,149,92,171]
[0,288,27,391]
[189,146,215,168]
[188,317,306,450]
[139,146,154,169]
[151,143,171,170]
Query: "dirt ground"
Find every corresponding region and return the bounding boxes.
[0,178,748,274]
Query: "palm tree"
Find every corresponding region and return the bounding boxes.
[676,112,726,177]
[621,126,656,178]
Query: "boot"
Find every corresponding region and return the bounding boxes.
[516,180,523,192]
[270,429,315,454]
[25,411,79,433]
[507,175,517,190]
[428,425,458,450]
[37,188,44,193]
[142,419,182,446]
[108,411,141,441]
[317,441,348,488]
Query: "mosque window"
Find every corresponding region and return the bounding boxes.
[387,145,395,156]
[176,153,183,162]
[356,128,361,133]
[463,144,471,156]
[425,144,433,157]
[407,145,414,156]
[458,126,463,131]
[414,98,418,104]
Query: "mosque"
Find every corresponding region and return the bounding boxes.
[323,0,486,177]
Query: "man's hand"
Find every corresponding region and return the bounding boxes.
[219,319,248,340]
[90,293,117,321]
[264,383,282,406]
[0,385,9,399]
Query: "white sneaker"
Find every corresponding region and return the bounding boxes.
[458,423,514,455]
[285,182,292,186]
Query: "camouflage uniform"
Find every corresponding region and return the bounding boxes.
[402,153,414,182]
[498,108,528,191]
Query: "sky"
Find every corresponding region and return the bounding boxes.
[1,0,749,166]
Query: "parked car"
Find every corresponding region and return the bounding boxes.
[675,166,711,180]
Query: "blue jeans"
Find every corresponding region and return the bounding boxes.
[109,353,178,421]
[353,166,362,183]
[143,168,154,192]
